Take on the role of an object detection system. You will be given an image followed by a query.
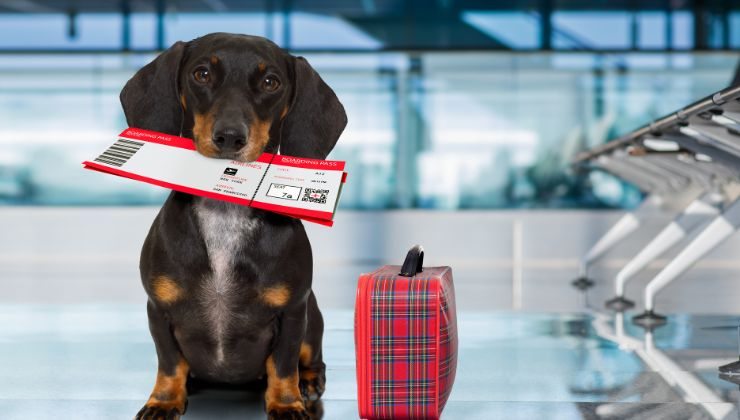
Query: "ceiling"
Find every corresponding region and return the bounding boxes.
[0,0,726,14]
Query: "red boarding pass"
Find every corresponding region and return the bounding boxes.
[82,128,347,226]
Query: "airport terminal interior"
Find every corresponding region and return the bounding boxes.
[4,1,740,419]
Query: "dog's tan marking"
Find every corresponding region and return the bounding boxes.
[152,275,183,304]
[280,104,289,119]
[258,62,266,72]
[261,284,290,307]
[180,94,187,111]
[298,341,323,401]
[210,55,219,65]
[299,343,312,366]
[265,355,304,412]
[193,111,219,157]
[300,368,319,384]
[144,358,189,414]
[241,118,271,161]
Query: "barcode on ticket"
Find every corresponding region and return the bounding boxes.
[301,188,329,204]
[94,139,144,167]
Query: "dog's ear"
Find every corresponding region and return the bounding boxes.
[280,57,347,159]
[120,41,186,135]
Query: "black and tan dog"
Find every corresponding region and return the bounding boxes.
[120,33,346,420]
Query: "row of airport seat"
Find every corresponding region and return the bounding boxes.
[573,85,740,334]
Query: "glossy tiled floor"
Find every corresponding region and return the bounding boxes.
[5,209,740,419]
[1,303,740,419]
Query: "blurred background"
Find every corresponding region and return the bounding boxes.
[5,0,740,210]
[4,0,740,309]
[5,1,740,419]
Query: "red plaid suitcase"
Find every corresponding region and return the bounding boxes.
[355,245,458,420]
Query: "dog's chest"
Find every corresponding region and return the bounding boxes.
[193,199,260,361]
[195,201,258,276]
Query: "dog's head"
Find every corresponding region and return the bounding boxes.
[120,33,347,161]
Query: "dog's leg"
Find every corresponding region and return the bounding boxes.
[265,301,309,420]
[299,291,326,410]
[136,301,189,420]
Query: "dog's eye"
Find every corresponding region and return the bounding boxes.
[262,76,280,92]
[193,67,210,84]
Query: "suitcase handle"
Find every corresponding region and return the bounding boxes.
[399,245,424,276]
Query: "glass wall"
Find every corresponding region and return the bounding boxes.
[1,3,739,209]
[409,53,733,209]
[0,51,736,209]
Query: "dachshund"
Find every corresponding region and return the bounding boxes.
[120,33,347,420]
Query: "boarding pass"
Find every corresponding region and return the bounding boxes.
[82,128,347,226]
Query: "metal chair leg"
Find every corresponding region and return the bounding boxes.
[606,193,719,311]
[719,324,740,376]
[634,198,740,329]
[572,196,660,290]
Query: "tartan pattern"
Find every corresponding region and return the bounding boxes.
[436,270,457,413]
[357,266,457,420]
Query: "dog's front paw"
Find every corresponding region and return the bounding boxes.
[135,399,187,420]
[267,402,309,420]
[299,369,325,403]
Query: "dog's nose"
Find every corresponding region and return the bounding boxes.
[212,128,247,152]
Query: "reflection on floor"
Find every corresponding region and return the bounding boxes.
[1,304,739,420]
